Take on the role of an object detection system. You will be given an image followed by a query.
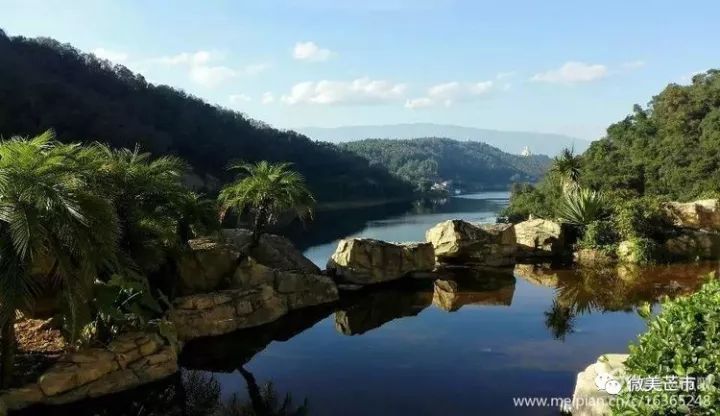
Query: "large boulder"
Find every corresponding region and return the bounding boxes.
[570,354,628,416]
[177,238,240,295]
[177,229,321,295]
[663,199,720,231]
[220,229,320,274]
[663,229,720,260]
[514,218,570,260]
[425,220,516,266]
[326,238,435,285]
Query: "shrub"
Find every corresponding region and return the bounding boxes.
[611,195,670,241]
[578,220,620,250]
[617,237,658,265]
[501,182,560,223]
[611,276,720,415]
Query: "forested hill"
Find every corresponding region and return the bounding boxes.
[0,30,413,202]
[341,138,552,192]
[581,69,720,200]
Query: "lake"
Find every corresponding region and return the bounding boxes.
[26,192,718,416]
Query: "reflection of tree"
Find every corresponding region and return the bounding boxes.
[544,299,575,341]
[180,369,309,416]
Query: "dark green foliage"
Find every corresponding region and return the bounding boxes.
[341,137,552,191]
[583,70,720,200]
[612,276,720,415]
[556,188,609,226]
[500,181,562,222]
[577,220,619,249]
[0,31,412,202]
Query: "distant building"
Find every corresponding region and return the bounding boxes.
[520,146,531,157]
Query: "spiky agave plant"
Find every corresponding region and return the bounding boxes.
[551,147,582,191]
[557,187,609,226]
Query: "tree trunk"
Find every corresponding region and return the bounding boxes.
[250,208,266,250]
[238,367,270,416]
[0,312,16,388]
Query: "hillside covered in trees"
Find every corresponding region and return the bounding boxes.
[342,137,552,192]
[581,70,720,200]
[0,30,413,202]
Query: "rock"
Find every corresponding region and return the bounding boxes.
[0,385,44,410]
[177,238,240,295]
[570,354,628,416]
[426,220,516,266]
[232,257,276,289]
[0,398,6,416]
[574,249,616,267]
[514,218,569,260]
[220,229,320,274]
[327,238,435,285]
[663,199,720,231]
[279,272,339,310]
[38,363,78,396]
[664,229,720,260]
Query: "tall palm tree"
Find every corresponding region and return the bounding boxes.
[218,162,315,247]
[0,132,119,387]
[551,147,582,190]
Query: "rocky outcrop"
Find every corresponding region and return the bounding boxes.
[514,218,570,260]
[0,332,177,411]
[326,238,435,285]
[569,354,628,416]
[177,229,321,295]
[663,229,720,260]
[663,199,720,231]
[170,269,338,341]
[426,220,516,266]
[220,229,320,274]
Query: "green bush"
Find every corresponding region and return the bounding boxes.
[501,182,561,222]
[578,220,620,250]
[617,237,658,265]
[610,195,670,241]
[611,276,720,415]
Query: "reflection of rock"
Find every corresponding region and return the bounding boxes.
[334,288,433,335]
[513,264,559,287]
[431,276,515,312]
[570,354,628,416]
[574,248,616,267]
[180,304,333,372]
[426,220,516,266]
[663,229,720,260]
[514,218,569,260]
[326,238,435,285]
[663,199,720,231]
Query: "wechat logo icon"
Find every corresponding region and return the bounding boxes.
[595,372,622,395]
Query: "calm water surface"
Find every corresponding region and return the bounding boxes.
[179,192,717,416]
[28,192,718,416]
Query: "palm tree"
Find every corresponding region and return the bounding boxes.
[0,132,119,387]
[551,147,582,190]
[218,162,315,247]
[94,145,217,274]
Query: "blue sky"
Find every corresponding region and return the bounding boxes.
[1,0,718,140]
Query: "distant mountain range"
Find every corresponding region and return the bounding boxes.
[297,123,591,156]
[341,137,552,192]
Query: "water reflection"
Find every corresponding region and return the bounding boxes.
[431,267,516,312]
[515,262,720,341]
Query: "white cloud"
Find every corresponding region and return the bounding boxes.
[405,80,494,109]
[531,61,608,84]
[281,78,406,105]
[93,48,129,63]
[261,92,275,104]
[228,94,252,105]
[293,41,332,62]
[151,50,268,87]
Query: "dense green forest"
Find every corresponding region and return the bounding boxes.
[581,70,720,200]
[342,137,552,192]
[504,69,720,230]
[0,30,413,202]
